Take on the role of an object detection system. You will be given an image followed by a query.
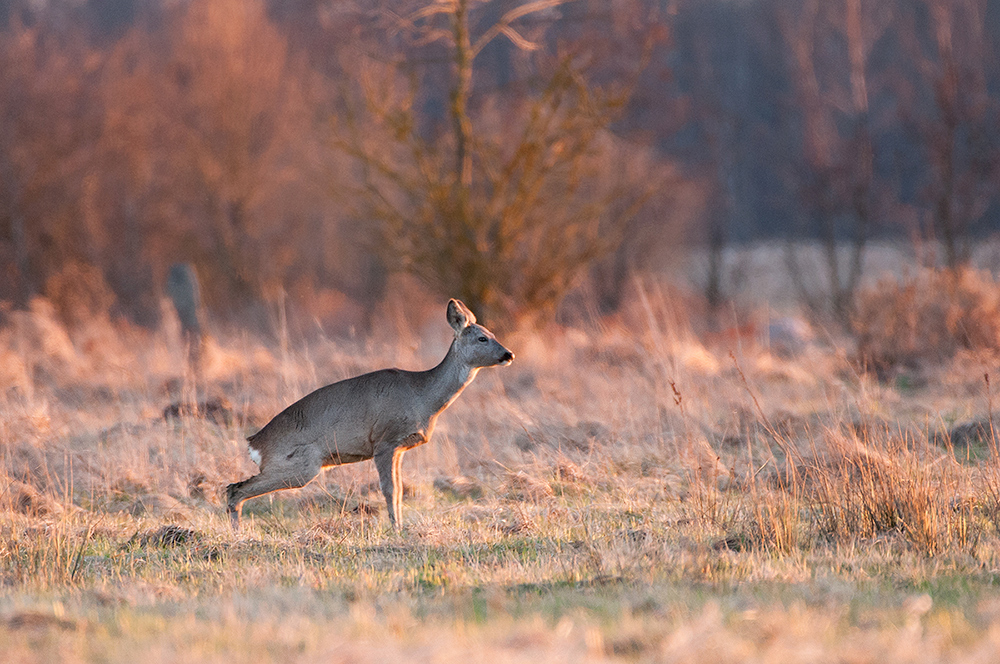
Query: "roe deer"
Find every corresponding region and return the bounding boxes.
[226,299,513,530]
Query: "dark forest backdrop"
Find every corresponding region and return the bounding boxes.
[2,0,999,328]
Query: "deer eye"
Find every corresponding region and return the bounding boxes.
[478,336,488,343]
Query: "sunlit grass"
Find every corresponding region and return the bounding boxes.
[4,285,1000,661]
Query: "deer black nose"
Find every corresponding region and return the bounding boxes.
[499,351,514,365]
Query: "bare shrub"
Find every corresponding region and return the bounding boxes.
[853,268,1000,375]
[432,475,483,501]
[708,407,978,556]
[503,470,554,503]
[1,479,64,517]
[43,261,116,330]
[126,525,198,548]
[801,430,972,556]
[338,2,664,327]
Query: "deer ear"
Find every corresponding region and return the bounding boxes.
[447,299,476,334]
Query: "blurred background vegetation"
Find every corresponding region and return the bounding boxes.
[1,0,999,334]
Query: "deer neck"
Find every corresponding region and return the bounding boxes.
[424,340,479,416]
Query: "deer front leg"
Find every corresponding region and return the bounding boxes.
[375,447,405,528]
[374,434,425,529]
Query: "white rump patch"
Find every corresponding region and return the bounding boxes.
[248,445,262,466]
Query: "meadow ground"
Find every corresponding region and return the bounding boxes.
[4,271,1000,662]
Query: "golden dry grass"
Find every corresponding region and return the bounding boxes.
[4,278,1000,662]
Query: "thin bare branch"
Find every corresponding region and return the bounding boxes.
[472,0,574,56]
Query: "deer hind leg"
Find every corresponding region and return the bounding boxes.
[226,450,321,530]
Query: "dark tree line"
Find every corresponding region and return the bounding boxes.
[1,0,999,330]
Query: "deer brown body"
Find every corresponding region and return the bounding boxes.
[226,299,513,529]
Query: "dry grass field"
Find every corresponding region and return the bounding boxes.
[5,267,1000,662]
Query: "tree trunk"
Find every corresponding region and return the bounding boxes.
[10,212,32,307]
[450,0,473,191]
